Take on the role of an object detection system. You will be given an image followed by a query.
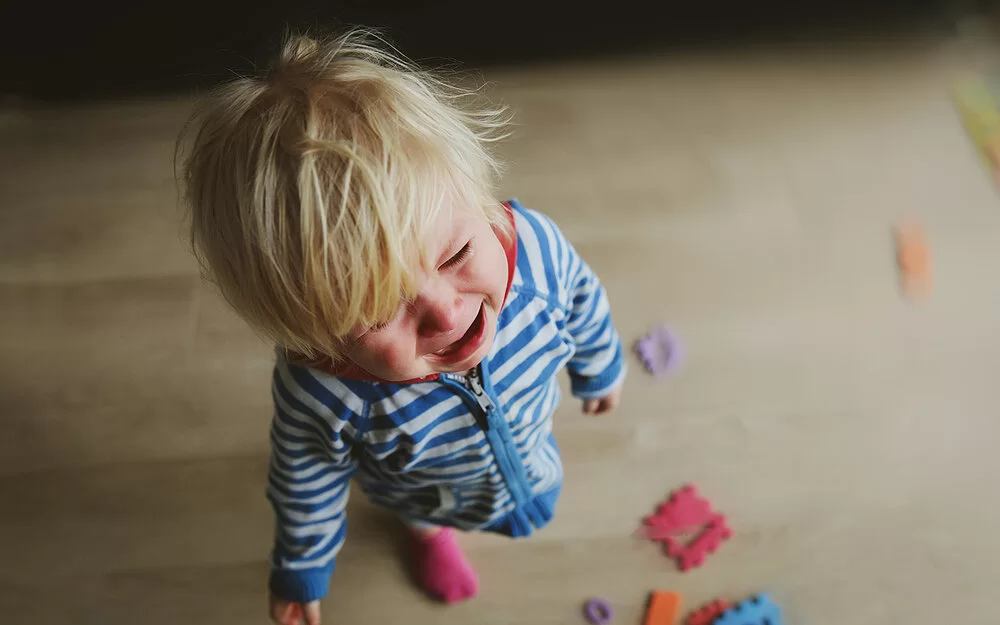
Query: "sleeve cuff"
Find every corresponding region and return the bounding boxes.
[269,562,335,603]
[569,345,626,399]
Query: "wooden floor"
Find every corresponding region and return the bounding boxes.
[3,33,1000,625]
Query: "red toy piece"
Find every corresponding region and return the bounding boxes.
[642,484,716,538]
[641,484,732,571]
[685,599,731,625]
[664,514,732,570]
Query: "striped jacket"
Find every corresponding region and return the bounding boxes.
[267,200,625,602]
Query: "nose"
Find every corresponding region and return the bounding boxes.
[416,279,464,338]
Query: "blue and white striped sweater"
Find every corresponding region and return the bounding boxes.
[267,201,625,602]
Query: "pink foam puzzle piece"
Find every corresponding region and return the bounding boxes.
[639,484,732,571]
[642,484,716,538]
[664,514,732,571]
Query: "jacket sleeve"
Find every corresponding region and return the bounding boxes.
[266,359,366,603]
[515,203,626,399]
[560,241,626,398]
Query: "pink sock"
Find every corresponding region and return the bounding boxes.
[413,527,479,604]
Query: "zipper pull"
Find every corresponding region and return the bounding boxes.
[465,366,493,414]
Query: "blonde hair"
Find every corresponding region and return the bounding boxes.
[178,28,511,362]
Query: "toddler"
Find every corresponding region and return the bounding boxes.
[179,29,625,625]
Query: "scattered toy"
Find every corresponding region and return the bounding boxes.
[641,484,716,539]
[894,220,931,300]
[583,598,614,625]
[635,324,682,376]
[953,73,1000,186]
[663,515,732,571]
[643,591,681,625]
[713,594,783,625]
[684,598,731,625]
[641,484,731,571]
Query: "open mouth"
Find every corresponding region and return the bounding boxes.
[428,303,487,363]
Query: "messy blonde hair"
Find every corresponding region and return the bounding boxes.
[178,28,510,362]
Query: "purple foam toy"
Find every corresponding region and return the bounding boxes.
[583,598,614,624]
[635,324,681,376]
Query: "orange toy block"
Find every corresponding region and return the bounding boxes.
[644,591,682,625]
[893,220,931,300]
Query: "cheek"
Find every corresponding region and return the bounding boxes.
[472,238,508,295]
[354,332,417,373]
[374,339,416,371]
[489,244,509,294]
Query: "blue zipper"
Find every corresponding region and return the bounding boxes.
[445,365,533,506]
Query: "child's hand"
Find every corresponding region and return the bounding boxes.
[581,386,622,415]
[270,595,321,625]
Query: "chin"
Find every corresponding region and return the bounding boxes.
[434,345,489,375]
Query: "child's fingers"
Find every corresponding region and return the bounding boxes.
[598,392,621,414]
[583,396,619,414]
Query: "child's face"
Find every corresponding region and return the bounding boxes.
[344,206,509,381]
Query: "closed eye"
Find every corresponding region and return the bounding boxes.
[441,242,472,269]
[365,296,413,335]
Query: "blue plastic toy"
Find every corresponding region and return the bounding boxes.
[713,594,783,625]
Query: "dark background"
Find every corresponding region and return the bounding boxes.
[0,0,991,102]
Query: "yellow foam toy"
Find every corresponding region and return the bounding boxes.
[954,73,1000,184]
